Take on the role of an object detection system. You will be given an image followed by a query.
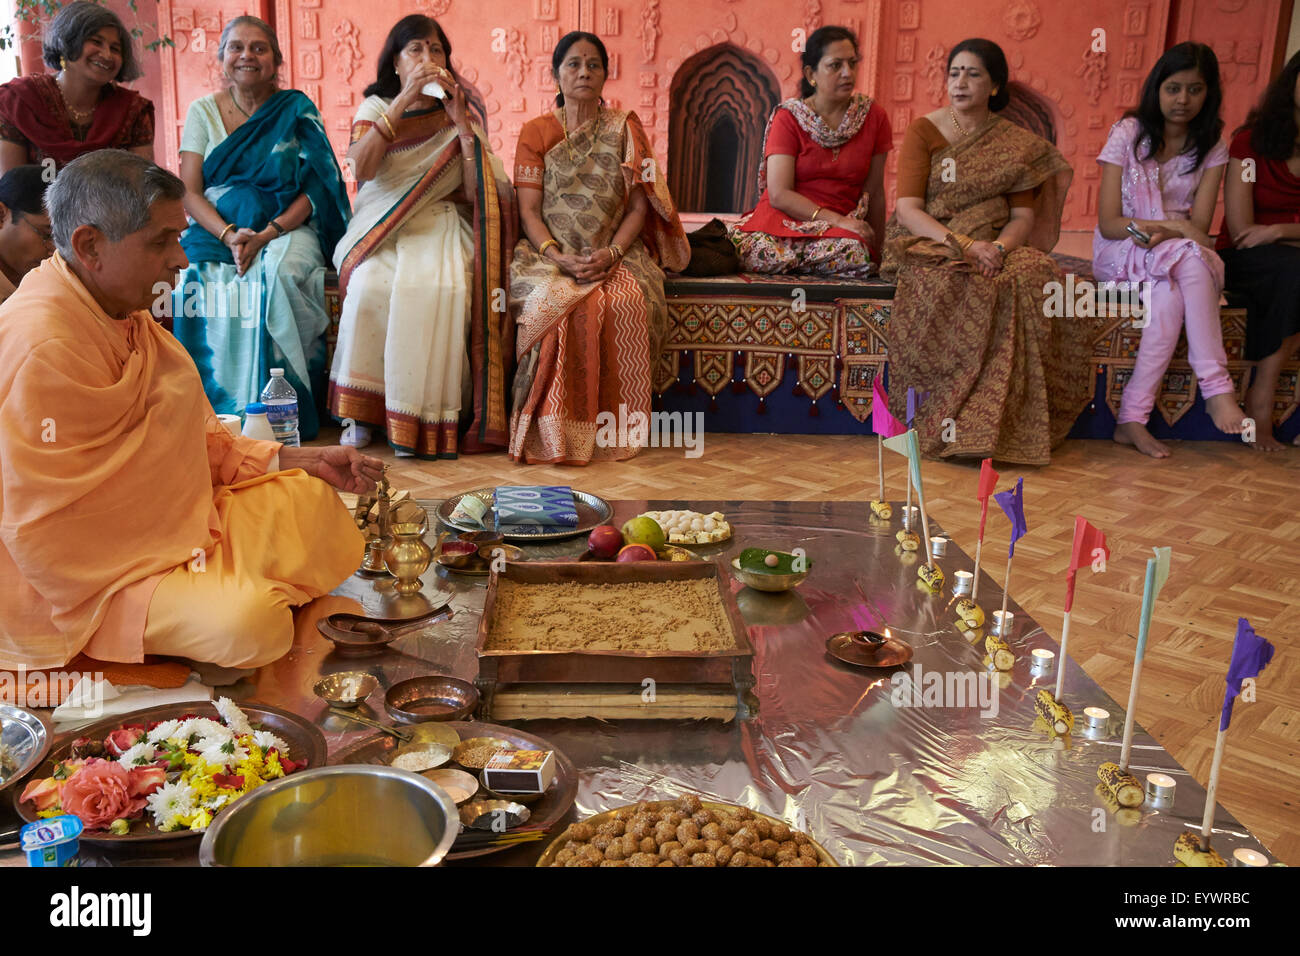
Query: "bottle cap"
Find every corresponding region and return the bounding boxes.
[270,368,285,376]
[245,402,268,415]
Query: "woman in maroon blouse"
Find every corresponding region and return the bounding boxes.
[1220,51,1300,451]
[729,26,890,277]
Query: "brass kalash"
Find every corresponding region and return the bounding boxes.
[352,469,436,594]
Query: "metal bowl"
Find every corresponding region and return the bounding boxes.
[459,799,530,831]
[312,671,378,708]
[199,765,460,866]
[458,530,505,549]
[387,742,452,772]
[477,542,525,563]
[451,737,515,769]
[0,705,48,794]
[385,676,480,724]
[730,555,810,593]
[480,778,547,806]
[438,541,479,569]
[424,768,479,805]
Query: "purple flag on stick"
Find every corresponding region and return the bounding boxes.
[906,387,930,427]
[994,476,1028,558]
[1220,618,1274,731]
[871,376,905,438]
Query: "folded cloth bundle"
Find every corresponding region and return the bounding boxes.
[494,486,579,535]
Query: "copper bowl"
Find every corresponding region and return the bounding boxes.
[458,531,504,549]
[385,675,480,724]
[438,541,479,569]
[477,543,525,563]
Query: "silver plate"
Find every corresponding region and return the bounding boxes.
[0,705,49,794]
[436,488,614,543]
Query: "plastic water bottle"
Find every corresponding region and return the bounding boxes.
[241,402,276,441]
[260,368,300,447]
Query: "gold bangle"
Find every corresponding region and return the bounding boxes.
[378,112,396,140]
[219,223,235,242]
[538,238,559,256]
[610,242,623,259]
[810,206,822,222]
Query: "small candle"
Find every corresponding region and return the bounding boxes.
[1083,706,1109,730]
[930,535,948,557]
[1232,848,1269,867]
[1029,648,1054,672]
[992,610,1014,635]
[952,570,973,595]
[1145,772,1176,801]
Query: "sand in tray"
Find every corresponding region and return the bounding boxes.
[485,578,734,652]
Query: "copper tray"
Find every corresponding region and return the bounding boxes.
[11,701,327,845]
[536,799,838,866]
[329,719,577,861]
[477,561,755,687]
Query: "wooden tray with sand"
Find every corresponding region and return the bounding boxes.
[475,562,757,721]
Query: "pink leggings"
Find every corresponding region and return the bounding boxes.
[1117,253,1234,425]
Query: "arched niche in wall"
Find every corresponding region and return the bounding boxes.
[668,43,780,214]
[1002,81,1057,144]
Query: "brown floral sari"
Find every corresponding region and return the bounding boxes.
[508,110,688,464]
[881,116,1099,465]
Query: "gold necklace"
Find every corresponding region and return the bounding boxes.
[56,74,95,125]
[562,105,600,162]
[948,106,968,138]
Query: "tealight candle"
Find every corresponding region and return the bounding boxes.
[991,610,1014,636]
[952,570,973,596]
[929,535,948,557]
[1083,706,1109,730]
[1029,648,1054,673]
[1145,772,1176,801]
[1232,848,1268,867]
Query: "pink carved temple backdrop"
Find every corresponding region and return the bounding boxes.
[16,0,1298,242]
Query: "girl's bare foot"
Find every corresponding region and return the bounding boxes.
[1114,421,1171,458]
[1244,388,1285,451]
[1205,393,1246,434]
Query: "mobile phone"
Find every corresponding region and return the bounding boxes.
[1126,221,1151,244]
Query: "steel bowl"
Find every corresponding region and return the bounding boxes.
[459,799,530,831]
[313,671,378,708]
[730,555,810,593]
[0,705,48,794]
[423,768,479,805]
[199,764,460,866]
[385,676,480,724]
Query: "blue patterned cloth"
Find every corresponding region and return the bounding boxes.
[494,486,579,534]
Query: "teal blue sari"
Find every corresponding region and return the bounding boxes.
[174,89,350,440]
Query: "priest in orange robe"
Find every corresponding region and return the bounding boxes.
[0,150,378,671]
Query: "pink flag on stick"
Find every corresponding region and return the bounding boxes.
[1064,516,1109,613]
[871,377,905,438]
[976,458,999,540]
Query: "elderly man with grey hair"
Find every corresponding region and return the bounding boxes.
[0,0,155,173]
[0,150,380,675]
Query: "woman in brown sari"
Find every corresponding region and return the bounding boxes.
[882,38,1095,465]
[508,32,688,465]
[0,2,153,173]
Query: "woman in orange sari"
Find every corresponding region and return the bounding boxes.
[882,38,1096,465]
[508,32,688,465]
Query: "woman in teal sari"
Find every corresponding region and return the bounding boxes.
[173,16,350,440]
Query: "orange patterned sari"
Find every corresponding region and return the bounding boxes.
[508,110,688,464]
[881,116,1098,465]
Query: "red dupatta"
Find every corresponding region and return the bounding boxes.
[0,75,152,168]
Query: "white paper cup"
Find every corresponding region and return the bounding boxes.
[422,81,446,99]
[217,414,242,438]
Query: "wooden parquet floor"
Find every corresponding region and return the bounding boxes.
[316,427,1300,864]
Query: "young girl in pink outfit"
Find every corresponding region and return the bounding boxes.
[1094,42,1244,458]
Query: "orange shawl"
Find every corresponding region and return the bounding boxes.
[0,255,278,669]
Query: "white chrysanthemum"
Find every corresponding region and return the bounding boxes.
[146,720,183,745]
[252,730,290,756]
[202,793,232,811]
[185,717,228,740]
[214,697,254,736]
[146,779,197,830]
[116,741,157,767]
[198,739,247,769]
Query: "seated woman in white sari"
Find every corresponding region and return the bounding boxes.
[329,15,514,458]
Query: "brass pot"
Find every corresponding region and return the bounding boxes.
[384,523,433,595]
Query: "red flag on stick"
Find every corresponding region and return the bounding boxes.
[976,458,999,540]
[1064,516,1109,613]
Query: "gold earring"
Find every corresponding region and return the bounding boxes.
[60,56,67,70]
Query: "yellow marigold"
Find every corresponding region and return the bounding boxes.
[189,808,213,831]
[263,751,284,779]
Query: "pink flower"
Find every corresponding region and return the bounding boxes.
[60,759,146,830]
